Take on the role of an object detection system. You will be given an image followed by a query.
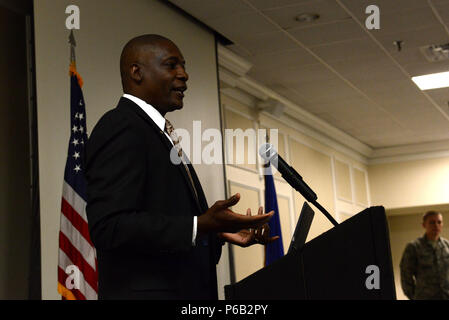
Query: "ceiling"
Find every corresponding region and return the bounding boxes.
[168,0,449,155]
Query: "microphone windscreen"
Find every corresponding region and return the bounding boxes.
[258,143,277,161]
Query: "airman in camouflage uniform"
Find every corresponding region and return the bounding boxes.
[400,211,449,300]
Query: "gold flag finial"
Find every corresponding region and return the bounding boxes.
[68,30,83,87]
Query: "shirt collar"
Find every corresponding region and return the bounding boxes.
[123,94,166,132]
[421,234,443,245]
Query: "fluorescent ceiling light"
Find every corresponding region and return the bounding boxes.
[412,71,449,90]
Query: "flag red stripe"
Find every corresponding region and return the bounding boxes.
[61,197,94,247]
[59,232,98,292]
[58,267,87,300]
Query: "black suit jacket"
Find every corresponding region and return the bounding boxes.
[85,97,222,299]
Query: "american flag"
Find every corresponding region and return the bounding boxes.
[57,62,98,300]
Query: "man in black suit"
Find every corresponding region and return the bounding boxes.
[85,34,277,300]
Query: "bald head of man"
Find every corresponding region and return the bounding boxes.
[120,34,189,116]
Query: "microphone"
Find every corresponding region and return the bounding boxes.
[259,143,317,202]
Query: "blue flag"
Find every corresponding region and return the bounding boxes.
[264,166,284,266]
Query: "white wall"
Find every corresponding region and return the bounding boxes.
[34,0,227,299]
[369,156,449,209]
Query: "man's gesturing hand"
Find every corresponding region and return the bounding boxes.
[197,193,274,235]
[219,206,280,247]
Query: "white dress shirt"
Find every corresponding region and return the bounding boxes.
[123,94,198,245]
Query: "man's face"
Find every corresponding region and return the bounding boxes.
[139,40,188,114]
[423,214,443,239]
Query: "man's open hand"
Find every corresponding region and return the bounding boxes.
[218,207,280,247]
[197,193,274,235]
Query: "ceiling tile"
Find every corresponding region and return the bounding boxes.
[317,111,409,146]
[374,25,449,52]
[365,6,440,37]
[288,78,360,104]
[243,48,318,78]
[376,96,436,116]
[289,64,338,85]
[412,132,449,143]
[339,0,431,16]
[246,0,316,11]
[288,19,367,47]
[329,56,409,83]
[232,31,298,55]
[251,63,337,88]
[432,0,449,5]
[269,84,309,106]
[433,3,449,23]
[403,60,449,77]
[309,37,384,62]
[245,47,319,69]
[169,0,253,21]
[354,78,418,97]
[425,87,449,108]
[307,96,376,115]
[398,110,449,134]
[315,111,357,132]
[389,47,431,66]
[261,0,350,30]
[206,12,278,40]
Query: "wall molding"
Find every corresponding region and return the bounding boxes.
[371,140,449,159]
[217,45,253,77]
[368,150,449,165]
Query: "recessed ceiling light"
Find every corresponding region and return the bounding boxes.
[294,13,320,23]
[412,71,449,90]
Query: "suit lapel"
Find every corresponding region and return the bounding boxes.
[118,98,204,214]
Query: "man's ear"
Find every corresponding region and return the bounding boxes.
[130,63,143,83]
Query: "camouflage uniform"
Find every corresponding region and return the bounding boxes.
[400,235,449,300]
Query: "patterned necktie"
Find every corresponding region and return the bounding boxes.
[164,119,199,204]
[164,119,183,158]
